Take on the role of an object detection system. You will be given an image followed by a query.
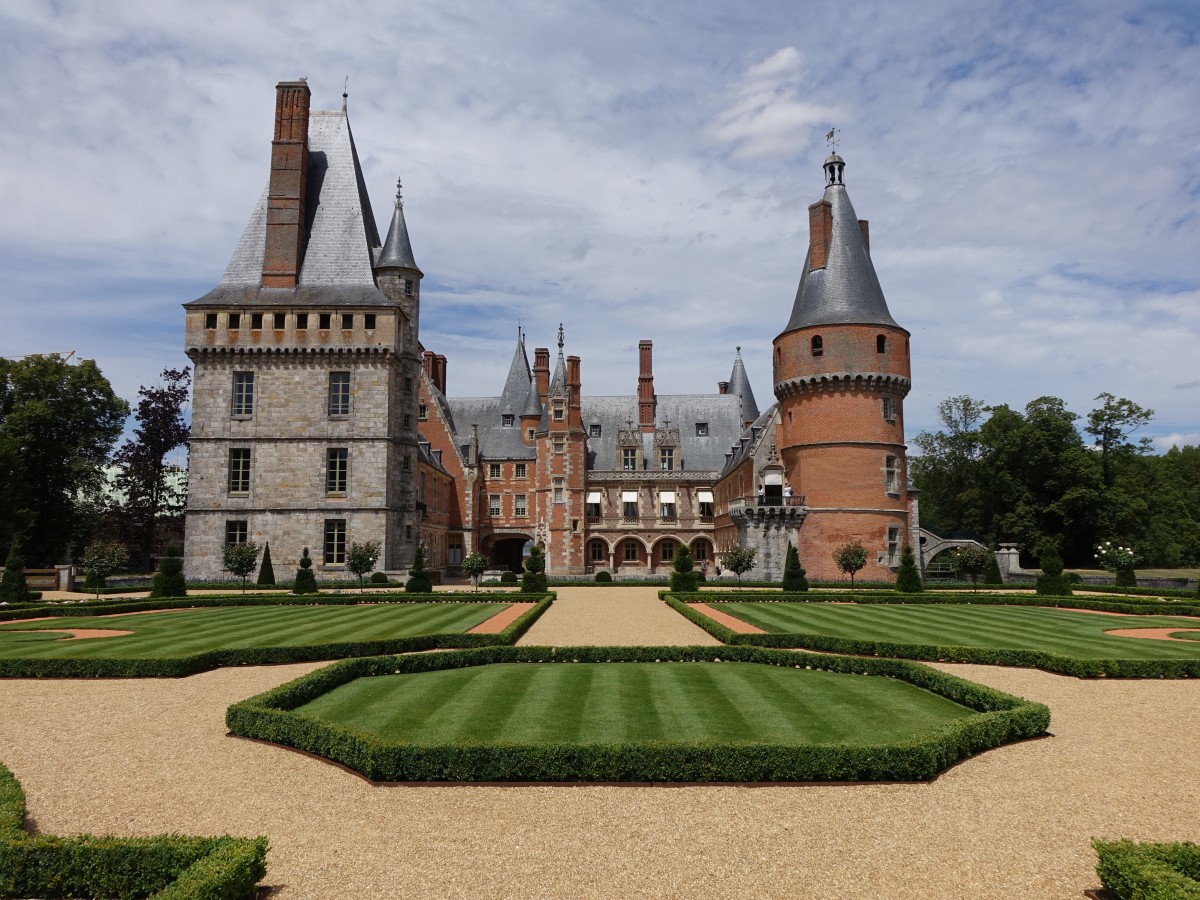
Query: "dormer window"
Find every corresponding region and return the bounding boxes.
[589,423,602,438]
[811,335,823,357]
[659,448,675,471]
[553,401,565,421]
[502,414,515,428]
[695,422,708,437]
[877,335,886,353]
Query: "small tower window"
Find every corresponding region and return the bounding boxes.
[250,313,263,330]
[204,314,217,330]
[318,313,332,330]
[811,336,823,357]
[877,335,887,354]
[228,313,240,330]
[296,313,308,330]
[364,313,376,330]
[884,455,899,495]
[342,313,354,330]
[274,312,286,329]
[404,279,415,297]
[882,397,896,423]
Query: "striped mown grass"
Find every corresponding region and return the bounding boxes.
[0,603,507,660]
[710,603,1200,661]
[294,661,975,746]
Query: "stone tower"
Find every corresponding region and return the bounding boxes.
[771,153,912,581]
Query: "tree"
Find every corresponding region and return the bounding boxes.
[723,546,757,585]
[951,545,992,591]
[223,542,260,593]
[346,540,381,593]
[256,542,276,586]
[110,368,191,564]
[80,541,129,600]
[293,547,318,595]
[670,543,699,593]
[522,544,547,593]
[910,396,986,534]
[984,552,1003,586]
[461,552,488,592]
[1086,393,1153,487]
[0,355,129,564]
[833,541,868,585]
[0,538,32,601]
[1035,544,1072,597]
[782,542,809,592]
[406,544,432,593]
[895,544,923,593]
[150,545,187,598]
[1095,540,1138,593]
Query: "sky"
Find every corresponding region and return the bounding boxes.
[1,0,1198,451]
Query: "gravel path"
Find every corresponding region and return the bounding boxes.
[517,586,721,645]
[1,586,1197,898]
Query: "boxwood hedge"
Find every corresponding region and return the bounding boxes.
[0,595,553,678]
[225,644,1049,783]
[0,762,266,899]
[664,593,1200,678]
[1094,839,1200,899]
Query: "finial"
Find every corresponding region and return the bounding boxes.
[395,177,404,208]
[663,417,671,429]
[557,323,564,351]
[342,76,349,112]
[825,127,839,154]
[736,345,742,356]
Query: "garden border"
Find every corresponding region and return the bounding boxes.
[663,593,1200,678]
[1093,838,1200,899]
[225,644,1050,783]
[0,595,553,679]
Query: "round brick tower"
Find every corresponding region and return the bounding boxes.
[772,153,912,582]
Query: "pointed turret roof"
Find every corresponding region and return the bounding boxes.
[781,154,900,333]
[727,346,760,422]
[376,178,422,273]
[499,330,533,413]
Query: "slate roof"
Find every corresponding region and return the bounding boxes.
[718,402,780,478]
[727,347,760,422]
[446,396,537,461]
[187,110,392,308]
[582,394,744,474]
[376,184,421,272]
[780,177,901,333]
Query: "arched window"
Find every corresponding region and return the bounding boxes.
[876,335,886,353]
[811,335,823,357]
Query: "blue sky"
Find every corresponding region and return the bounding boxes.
[1,0,1198,450]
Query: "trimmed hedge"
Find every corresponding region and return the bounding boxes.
[225,644,1049,783]
[663,593,1200,679]
[0,595,554,679]
[0,762,266,899]
[1094,839,1200,899]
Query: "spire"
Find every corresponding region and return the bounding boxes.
[376,177,422,272]
[727,345,760,423]
[780,153,899,333]
[499,327,534,415]
[549,323,567,395]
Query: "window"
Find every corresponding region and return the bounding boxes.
[204,313,217,329]
[342,313,354,330]
[660,541,675,562]
[502,414,514,428]
[589,540,606,562]
[526,428,535,442]
[402,454,411,471]
[231,372,254,417]
[877,334,887,354]
[418,403,428,420]
[364,313,376,330]
[489,463,501,479]
[251,313,263,330]
[589,423,602,438]
[403,413,412,429]
[693,539,710,562]
[489,494,501,517]
[695,422,708,437]
[323,519,347,565]
[228,449,251,495]
[623,540,638,562]
[622,448,637,471]
[318,313,332,330]
[296,313,308,329]
[448,540,463,566]
[328,372,351,417]
[622,491,639,522]
[698,490,714,521]
[553,477,564,504]
[514,463,526,479]
[887,525,901,566]
[884,455,899,494]
[514,494,527,517]
[585,492,602,521]
[273,312,286,329]
[225,520,248,546]
[228,313,241,330]
[659,448,674,471]
[404,278,415,296]
[659,491,676,521]
[553,435,565,454]
[882,397,896,423]
[811,335,823,357]
[552,401,564,421]
[326,448,348,495]
[404,375,413,395]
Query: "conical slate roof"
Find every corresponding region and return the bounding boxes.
[781,167,900,333]
[376,180,421,273]
[499,332,533,414]
[727,346,760,423]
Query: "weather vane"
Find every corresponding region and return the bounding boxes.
[825,127,840,153]
[395,177,403,207]
[557,323,564,350]
[342,76,349,112]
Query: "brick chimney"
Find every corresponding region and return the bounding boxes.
[858,219,870,254]
[808,199,833,271]
[717,381,729,395]
[262,79,311,288]
[422,350,435,383]
[638,339,655,432]
[567,356,582,427]
[534,347,550,404]
[434,354,447,395]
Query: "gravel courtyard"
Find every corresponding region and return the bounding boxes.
[1,586,1196,898]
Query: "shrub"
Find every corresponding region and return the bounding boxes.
[150,545,187,598]
[1093,838,1200,899]
[895,544,922,593]
[370,572,390,585]
[256,541,276,586]
[951,545,993,591]
[348,540,382,593]
[223,542,260,594]
[1036,545,1073,597]
[595,570,612,583]
[984,552,1003,585]
[833,541,868,584]
[80,541,129,600]
[499,571,518,584]
[405,544,433,593]
[0,538,32,602]
[462,553,488,591]
[670,544,700,592]
[782,543,809,592]
[522,545,547,594]
[1096,541,1140,593]
[292,547,319,595]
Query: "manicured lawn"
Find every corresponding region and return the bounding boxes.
[0,603,507,659]
[294,661,975,746]
[710,603,1200,661]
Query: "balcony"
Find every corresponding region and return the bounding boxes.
[728,494,807,525]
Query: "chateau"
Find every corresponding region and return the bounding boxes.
[183,79,916,584]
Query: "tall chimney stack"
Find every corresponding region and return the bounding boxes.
[434,354,447,395]
[262,79,311,288]
[858,219,870,254]
[567,356,582,427]
[808,199,833,271]
[534,347,550,404]
[638,339,655,432]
